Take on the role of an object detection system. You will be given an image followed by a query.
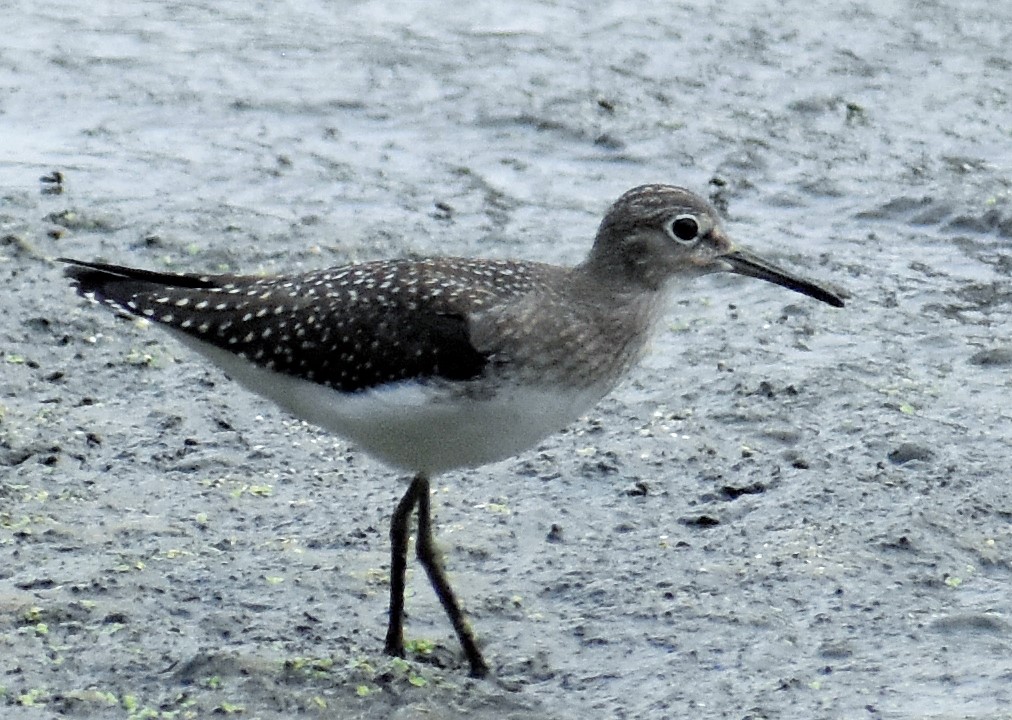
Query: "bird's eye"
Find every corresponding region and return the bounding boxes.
[667,215,700,244]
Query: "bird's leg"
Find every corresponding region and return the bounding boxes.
[413,474,490,678]
[383,473,489,677]
[383,474,423,658]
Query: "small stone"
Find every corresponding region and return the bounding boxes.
[887,443,934,465]
[969,348,1012,367]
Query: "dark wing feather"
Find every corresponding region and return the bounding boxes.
[61,257,491,393]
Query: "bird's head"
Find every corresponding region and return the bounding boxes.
[587,184,844,307]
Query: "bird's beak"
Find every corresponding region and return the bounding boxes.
[719,247,844,308]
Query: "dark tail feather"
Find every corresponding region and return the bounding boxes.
[59,259,248,317]
[59,258,226,296]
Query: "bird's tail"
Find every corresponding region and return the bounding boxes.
[58,258,243,317]
[61,258,223,295]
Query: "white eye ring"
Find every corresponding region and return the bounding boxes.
[666,214,700,245]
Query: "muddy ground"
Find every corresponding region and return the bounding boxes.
[2,1,1012,718]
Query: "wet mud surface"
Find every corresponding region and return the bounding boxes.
[2,1,1012,718]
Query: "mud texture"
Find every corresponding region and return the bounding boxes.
[2,1,1012,718]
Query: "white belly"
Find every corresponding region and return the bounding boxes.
[170,330,608,476]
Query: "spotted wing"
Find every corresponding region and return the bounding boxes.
[61,258,490,393]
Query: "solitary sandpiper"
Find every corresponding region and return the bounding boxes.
[61,184,844,677]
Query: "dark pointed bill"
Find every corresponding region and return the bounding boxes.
[720,248,844,308]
